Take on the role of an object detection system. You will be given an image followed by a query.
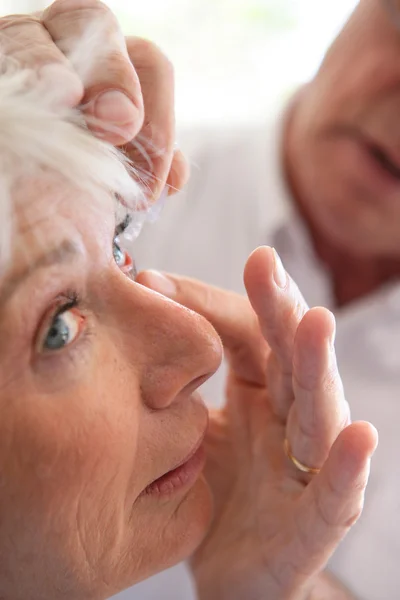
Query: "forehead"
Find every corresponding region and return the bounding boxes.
[0,172,116,288]
[12,173,115,252]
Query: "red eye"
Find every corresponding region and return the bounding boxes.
[113,239,136,277]
[121,251,135,275]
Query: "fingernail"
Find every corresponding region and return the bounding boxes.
[94,90,136,125]
[145,270,176,297]
[272,248,287,289]
[370,424,379,456]
[327,311,336,350]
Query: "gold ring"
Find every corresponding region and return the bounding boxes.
[284,439,321,475]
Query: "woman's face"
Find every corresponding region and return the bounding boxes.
[0,174,222,600]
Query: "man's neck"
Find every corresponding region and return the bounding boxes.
[308,227,400,307]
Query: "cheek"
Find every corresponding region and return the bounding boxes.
[0,364,143,556]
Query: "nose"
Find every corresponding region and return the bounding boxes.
[109,274,223,410]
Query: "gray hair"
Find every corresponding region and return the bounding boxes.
[0,16,147,265]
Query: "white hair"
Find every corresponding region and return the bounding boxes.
[0,16,148,266]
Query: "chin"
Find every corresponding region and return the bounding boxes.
[320,211,394,258]
[115,474,214,594]
[158,475,214,571]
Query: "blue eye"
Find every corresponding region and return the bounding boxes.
[113,239,126,267]
[43,308,83,352]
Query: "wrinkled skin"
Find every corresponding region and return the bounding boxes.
[0,175,221,600]
[0,2,379,599]
[139,256,377,600]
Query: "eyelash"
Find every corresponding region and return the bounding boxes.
[54,291,79,316]
[115,213,132,236]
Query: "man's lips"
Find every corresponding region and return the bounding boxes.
[360,133,400,180]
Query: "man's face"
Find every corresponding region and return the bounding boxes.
[287,0,400,257]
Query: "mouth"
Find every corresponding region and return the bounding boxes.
[368,144,400,180]
[142,429,207,498]
[358,132,400,181]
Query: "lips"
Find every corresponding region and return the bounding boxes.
[358,131,400,181]
[170,428,207,473]
[143,430,207,497]
[368,143,400,179]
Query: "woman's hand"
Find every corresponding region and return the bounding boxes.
[0,0,187,200]
[137,246,378,600]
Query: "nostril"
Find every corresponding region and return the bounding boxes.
[181,373,213,397]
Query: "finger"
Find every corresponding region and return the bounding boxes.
[270,421,378,593]
[0,14,83,105]
[122,37,176,201]
[166,148,190,195]
[136,270,268,384]
[286,307,351,473]
[42,0,144,145]
[244,246,309,418]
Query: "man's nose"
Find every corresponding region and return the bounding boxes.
[112,276,223,410]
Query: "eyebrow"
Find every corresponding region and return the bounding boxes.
[0,239,80,307]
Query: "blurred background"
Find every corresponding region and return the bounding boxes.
[1,0,357,126]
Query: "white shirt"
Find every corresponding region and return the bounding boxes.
[113,115,400,600]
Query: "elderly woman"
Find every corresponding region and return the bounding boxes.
[0,2,377,599]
